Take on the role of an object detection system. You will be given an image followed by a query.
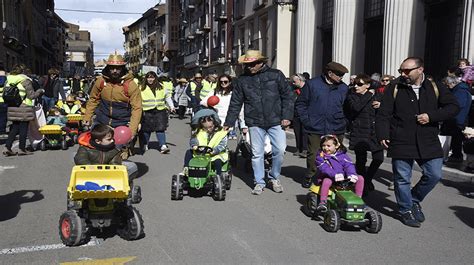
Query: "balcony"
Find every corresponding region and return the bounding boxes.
[253,0,267,10]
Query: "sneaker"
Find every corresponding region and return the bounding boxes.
[251,184,265,195]
[302,176,312,188]
[446,156,463,163]
[17,149,33,156]
[400,211,421,227]
[3,148,17,157]
[270,179,283,193]
[299,150,308,158]
[317,201,328,212]
[411,202,425,223]
[160,144,170,154]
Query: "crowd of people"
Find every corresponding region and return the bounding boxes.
[0,49,473,228]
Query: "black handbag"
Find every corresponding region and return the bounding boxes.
[238,136,253,159]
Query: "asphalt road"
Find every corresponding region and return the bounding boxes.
[0,117,473,264]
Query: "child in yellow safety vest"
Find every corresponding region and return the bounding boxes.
[182,110,228,175]
[61,95,81,115]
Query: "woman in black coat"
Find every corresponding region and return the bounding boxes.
[345,74,384,194]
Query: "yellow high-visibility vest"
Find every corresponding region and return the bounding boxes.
[196,129,228,162]
[5,75,32,106]
[141,86,169,111]
[190,80,214,98]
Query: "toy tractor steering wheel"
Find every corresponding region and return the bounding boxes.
[334,178,354,190]
[194,146,214,155]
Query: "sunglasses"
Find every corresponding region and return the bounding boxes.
[381,79,390,82]
[355,82,367,86]
[245,61,260,67]
[398,66,420,75]
[331,71,345,78]
[220,80,229,84]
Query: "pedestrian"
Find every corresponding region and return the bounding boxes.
[377,74,395,94]
[441,76,471,164]
[187,72,213,113]
[295,61,349,188]
[291,74,308,158]
[83,52,142,158]
[0,66,7,135]
[345,74,384,195]
[315,135,364,212]
[375,57,459,227]
[224,49,294,195]
[139,71,174,154]
[174,78,189,119]
[3,64,44,156]
[40,68,66,114]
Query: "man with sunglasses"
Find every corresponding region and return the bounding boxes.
[295,61,349,188]
[224,50,294,195]
[376,57,459,228]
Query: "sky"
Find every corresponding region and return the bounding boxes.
[56,0,164,61]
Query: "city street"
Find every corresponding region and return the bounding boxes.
[0,117,473,265]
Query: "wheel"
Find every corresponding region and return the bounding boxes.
[212,174,226,201]
[323,209,340,232]
[117,206,145,241]
[73,134,78,144]
[224,171,232,190]
[61,136,68,150]
[130,185,142,204]
[304,192,319,218]
[365,210,383,233]
[40,140,47,151]
[171,174,184,200]
[59,210,88,246]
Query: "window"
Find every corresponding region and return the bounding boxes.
[321,0,334,29]
[365,0,384,19]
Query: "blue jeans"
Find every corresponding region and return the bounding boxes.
[249,125,286,185]
[0,103,8,133]
[141,131,166,147]
[392,158,443,213]
[42,96,57,113]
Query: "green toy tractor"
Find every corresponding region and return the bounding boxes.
[171,146,232,201]
[304,179,382,233]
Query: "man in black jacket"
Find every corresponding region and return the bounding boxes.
[224,50,294,195]
[376,57,459,227]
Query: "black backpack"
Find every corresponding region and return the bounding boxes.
[2,82,25,107]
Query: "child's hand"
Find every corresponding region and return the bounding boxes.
[335,173,344,182]
[348,175,358,183]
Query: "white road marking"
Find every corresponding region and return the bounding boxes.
[0,165,16,174]
[0,238,102,255]
[230,232,266,264]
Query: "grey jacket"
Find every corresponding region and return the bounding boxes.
[7,75,44,122]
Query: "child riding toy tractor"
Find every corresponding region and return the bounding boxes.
[59,165,143,246]
[304,179,382,233]
[38,125,68,151]
[66,114,84,144]
[171,146,232,201]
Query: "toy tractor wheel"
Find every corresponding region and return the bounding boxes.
[224,171,232,190]
[117,206,145,241]
[365,210,383,233]
[212,175,226,201]
[323,209,340,232]
[61,136,68,150]
[131,185,142,204]
[171,174,184,200]
[40,140,47,151]
[59,210,88,246]
[304,192,319,218]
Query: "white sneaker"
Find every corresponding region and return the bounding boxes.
[270,179,283,193]
[160,144,170,154]
[251,184,265,195]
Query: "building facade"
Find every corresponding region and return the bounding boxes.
[64,23,94,77]
[296,0,474,81]
[0,0,67,74]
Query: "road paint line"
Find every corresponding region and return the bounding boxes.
[0,238,101,255]
[61,256,136,265]
[0,165,16,173]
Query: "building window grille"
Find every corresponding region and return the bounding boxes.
[364,0,385,19]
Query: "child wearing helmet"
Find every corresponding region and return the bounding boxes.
[181,110,228,176]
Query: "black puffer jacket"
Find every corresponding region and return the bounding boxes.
[224,65,294,128]
[345,90,383,152]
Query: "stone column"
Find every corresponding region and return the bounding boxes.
[295,0,316,76]
[382,0,424,76]
[333,0,365,83]
[461,0,474,60]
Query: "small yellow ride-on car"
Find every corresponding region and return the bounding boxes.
[38,124,68,151]
[66,114,84,144]
[59,165,144,246]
